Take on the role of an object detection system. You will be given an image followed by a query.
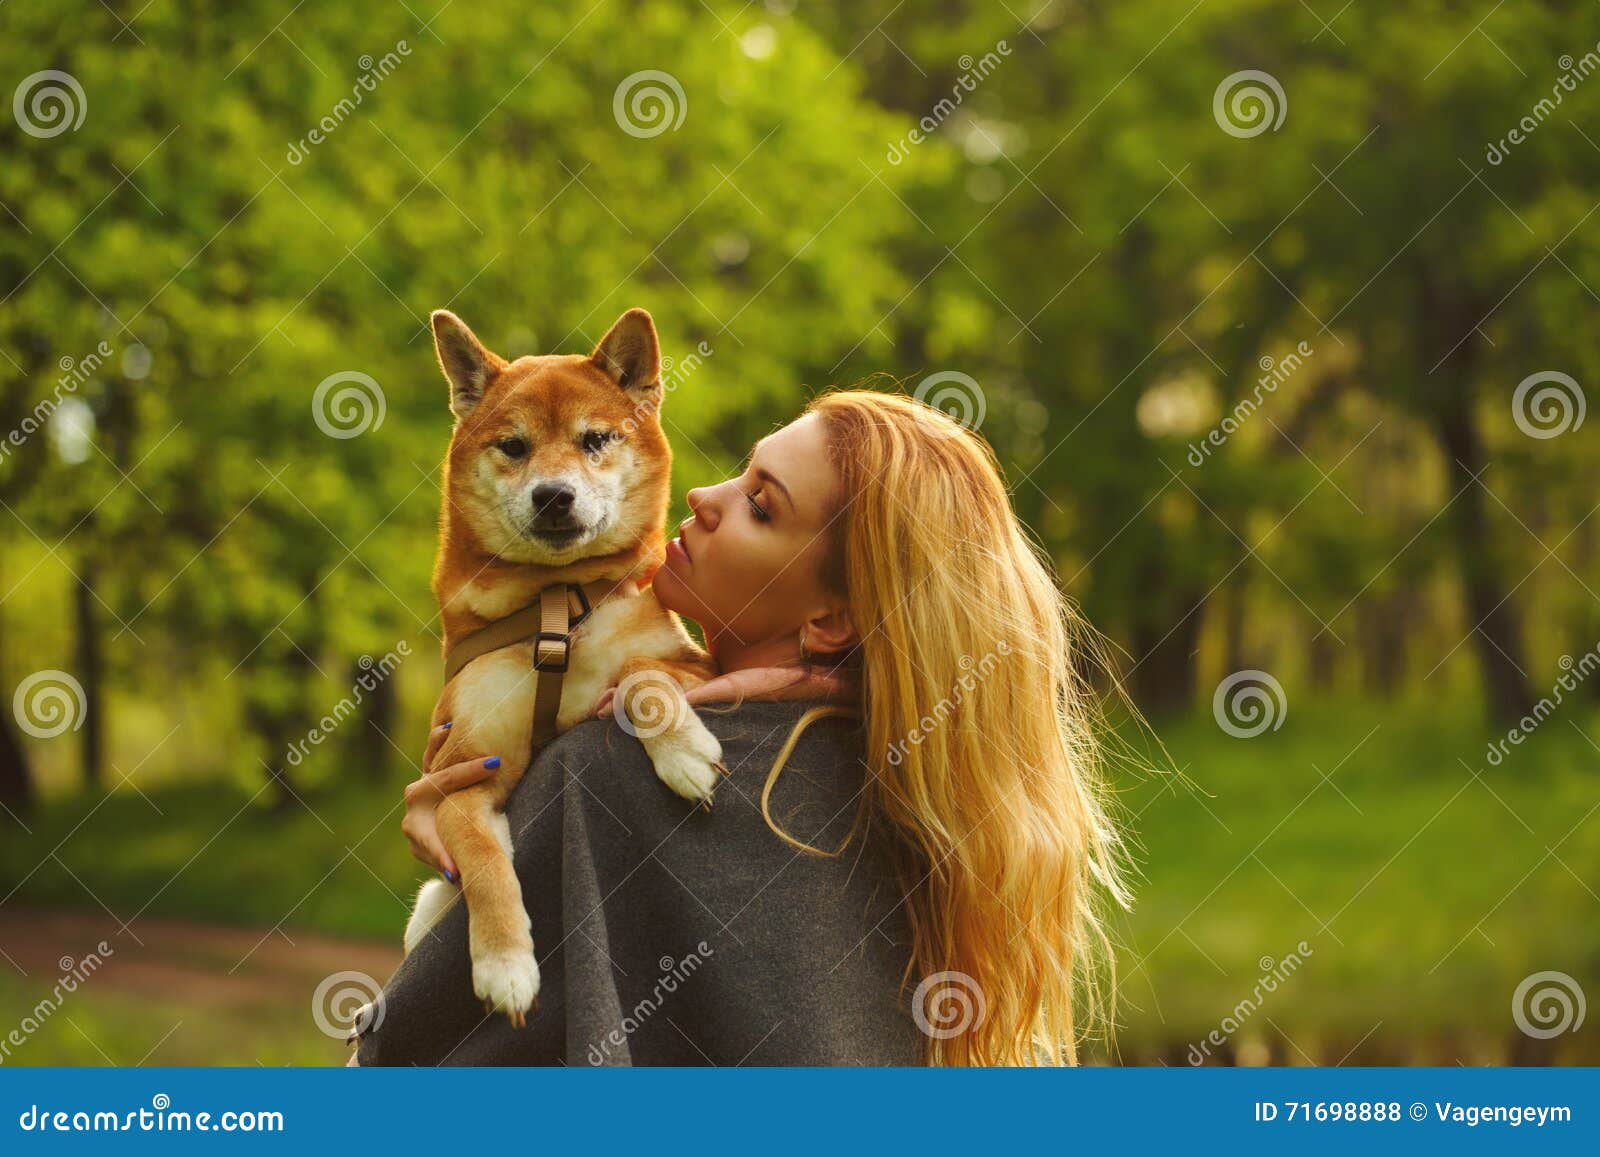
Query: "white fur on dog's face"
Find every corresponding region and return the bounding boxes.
[448,354,669,566]
[460,399,659,563]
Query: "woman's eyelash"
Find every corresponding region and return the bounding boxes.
[745,490,771,522]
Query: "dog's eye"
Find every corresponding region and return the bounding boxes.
[580,430,614,455]
[496,437,529,459]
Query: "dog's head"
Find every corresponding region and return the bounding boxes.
[431,308,672,564]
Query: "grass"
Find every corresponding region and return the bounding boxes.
[1105,697,1600,1064]
[0,698,1596,1065]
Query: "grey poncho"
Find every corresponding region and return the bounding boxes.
[354,700,924,1065]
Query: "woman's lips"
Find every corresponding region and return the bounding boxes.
[666,531,690,567]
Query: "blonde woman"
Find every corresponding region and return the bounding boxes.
[360,390,1130,1067]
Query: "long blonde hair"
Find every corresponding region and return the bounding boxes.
[767,388,1133,1065]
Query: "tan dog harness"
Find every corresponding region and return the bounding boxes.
[442,578,625,751]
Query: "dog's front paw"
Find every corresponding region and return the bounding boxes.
[472,948,540,1027]
[649,719,725,808]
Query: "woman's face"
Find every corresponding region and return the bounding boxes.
[652,412,845,654]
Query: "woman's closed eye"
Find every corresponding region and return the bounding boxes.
[745,488,772,522]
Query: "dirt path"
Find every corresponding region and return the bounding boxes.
[0,907,403,1063]
[0,907,401,1005]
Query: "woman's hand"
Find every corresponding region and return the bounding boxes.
[400,721,500,881]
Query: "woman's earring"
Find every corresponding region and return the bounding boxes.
[798,626,811,663]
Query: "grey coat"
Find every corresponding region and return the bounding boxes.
[355,700,924,1066]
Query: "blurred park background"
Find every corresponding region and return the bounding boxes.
[1,0,1597,1065]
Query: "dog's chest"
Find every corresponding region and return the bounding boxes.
[555,594,689,730]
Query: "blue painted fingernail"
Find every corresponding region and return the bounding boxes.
[441,868,456,883]
[484,756,501,770]
[442,721,452,730]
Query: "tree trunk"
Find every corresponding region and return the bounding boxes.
[1358,592,1409,696]
[1129,592,1203,714]
[0,717,34,819]
[0,558,36,818]
[1432,393,1536,723]
[74,564,104,790]
[353,655,398,782]
[1418,265,1537,725]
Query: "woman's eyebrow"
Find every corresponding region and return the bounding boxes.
[753,465,793,510]
[745,438,793,509]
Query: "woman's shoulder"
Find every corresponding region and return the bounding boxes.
[523,699,870,835]
[541,698,865,774]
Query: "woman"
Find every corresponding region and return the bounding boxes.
[356,389,1131,1066]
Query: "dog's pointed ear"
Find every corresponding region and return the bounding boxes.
[432,310,502,418]
[590,308,661,396]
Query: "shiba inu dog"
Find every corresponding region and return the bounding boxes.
[402,307,723,1025]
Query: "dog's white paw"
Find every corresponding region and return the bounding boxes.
[403,877,460,956]
[472,947,540,1027]
[648,719,724,806]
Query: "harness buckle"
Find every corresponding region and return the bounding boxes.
[533,631,571,673]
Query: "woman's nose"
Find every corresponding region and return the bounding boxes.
[686,485,718,529]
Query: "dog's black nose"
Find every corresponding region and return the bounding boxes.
[531,483,576,520]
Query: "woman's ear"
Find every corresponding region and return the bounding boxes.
[802,604,856,658]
